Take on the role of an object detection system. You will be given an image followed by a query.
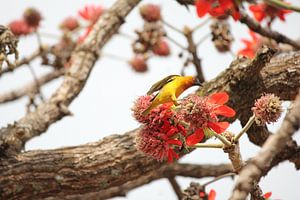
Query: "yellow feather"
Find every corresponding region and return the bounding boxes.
[142,75,199,116]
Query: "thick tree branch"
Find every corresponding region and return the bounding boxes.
[0,128,232,200]
[0,0,141,156]
[0,68,64,104]
[229,91,300,200]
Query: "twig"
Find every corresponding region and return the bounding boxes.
[183,26,205,83]
[194,143,223,148]
[0,48,47,76]
[0,69,64,104]
[168,177,183,200]
[229,90,300,200]
[195,32,211,47]
[205,128,232,147]
[234,114,255,142]
[264,0,300,12]
[239,12,300,49]
[165,35,187,50]
[161,19,183,34]
[202,172,235,187]
[27,64,45,102]
[101,53,128,62]
[192,17,211,32]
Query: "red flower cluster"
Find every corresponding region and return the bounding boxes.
[195,0,241,20]
[238,31,262,58]
[178,92,235,146]
[78,4,105,42]
[249,3,291,23]
[8,7,42,36]
[133,96,186,162]
[78,4,105,24]
[133,92,235,162]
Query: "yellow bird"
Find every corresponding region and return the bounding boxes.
[142,75,201,116]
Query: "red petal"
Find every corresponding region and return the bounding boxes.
[209,92,229,105]
[208,189,217,200]
[208,121,229,133]
[166,139,182,146]
[263,192,272,199]
[214,105,236,117]
[167,149,179,163]
[186,129,204,146]
[196,0,211,17]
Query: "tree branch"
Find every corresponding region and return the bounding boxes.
[229,90,300,200]
[0,128,232,199]
[0,68,64,104]
[0,0,141,157]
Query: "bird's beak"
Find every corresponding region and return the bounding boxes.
[193,78,202,86]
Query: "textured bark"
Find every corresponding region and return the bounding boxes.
[0,0,141,156]
[0,129,232,200]
[0,68,64,104]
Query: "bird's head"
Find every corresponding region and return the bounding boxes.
[182,76,202,88]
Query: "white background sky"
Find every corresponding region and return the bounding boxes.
[0,0,299,199]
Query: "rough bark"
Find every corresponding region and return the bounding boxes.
[0,129,232,200]
[0,0,141,157]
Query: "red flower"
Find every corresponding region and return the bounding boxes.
[263,192,272,199]
[195,0,241,20]
[152,39,170,56]
[8,19,33,36]
[134,101,187,162]
[129,54,148,72]
[178,92,235,146]
[249,3,291,23]
[78,4,105,24]
[139,4,161,22]
[199,189,216,200]
[238,31,262,58]
[60,16,79,31]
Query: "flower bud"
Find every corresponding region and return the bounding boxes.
[252,94,282,125]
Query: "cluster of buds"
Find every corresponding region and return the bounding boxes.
[132,92,235,162]
[130,4,170,73]
[0,25,19,70]
[252,93,283,126]
[8,7,42,36]
[210,19,234,53]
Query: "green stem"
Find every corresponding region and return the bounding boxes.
[204,128,232,146]
[264,0,300,12]
[234,115,256,142]
[194,143,224,148]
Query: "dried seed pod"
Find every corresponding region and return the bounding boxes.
[210,19,233,53]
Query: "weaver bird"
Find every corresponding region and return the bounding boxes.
[142,75,201,116]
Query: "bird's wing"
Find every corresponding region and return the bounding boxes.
[146,75,180,95]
